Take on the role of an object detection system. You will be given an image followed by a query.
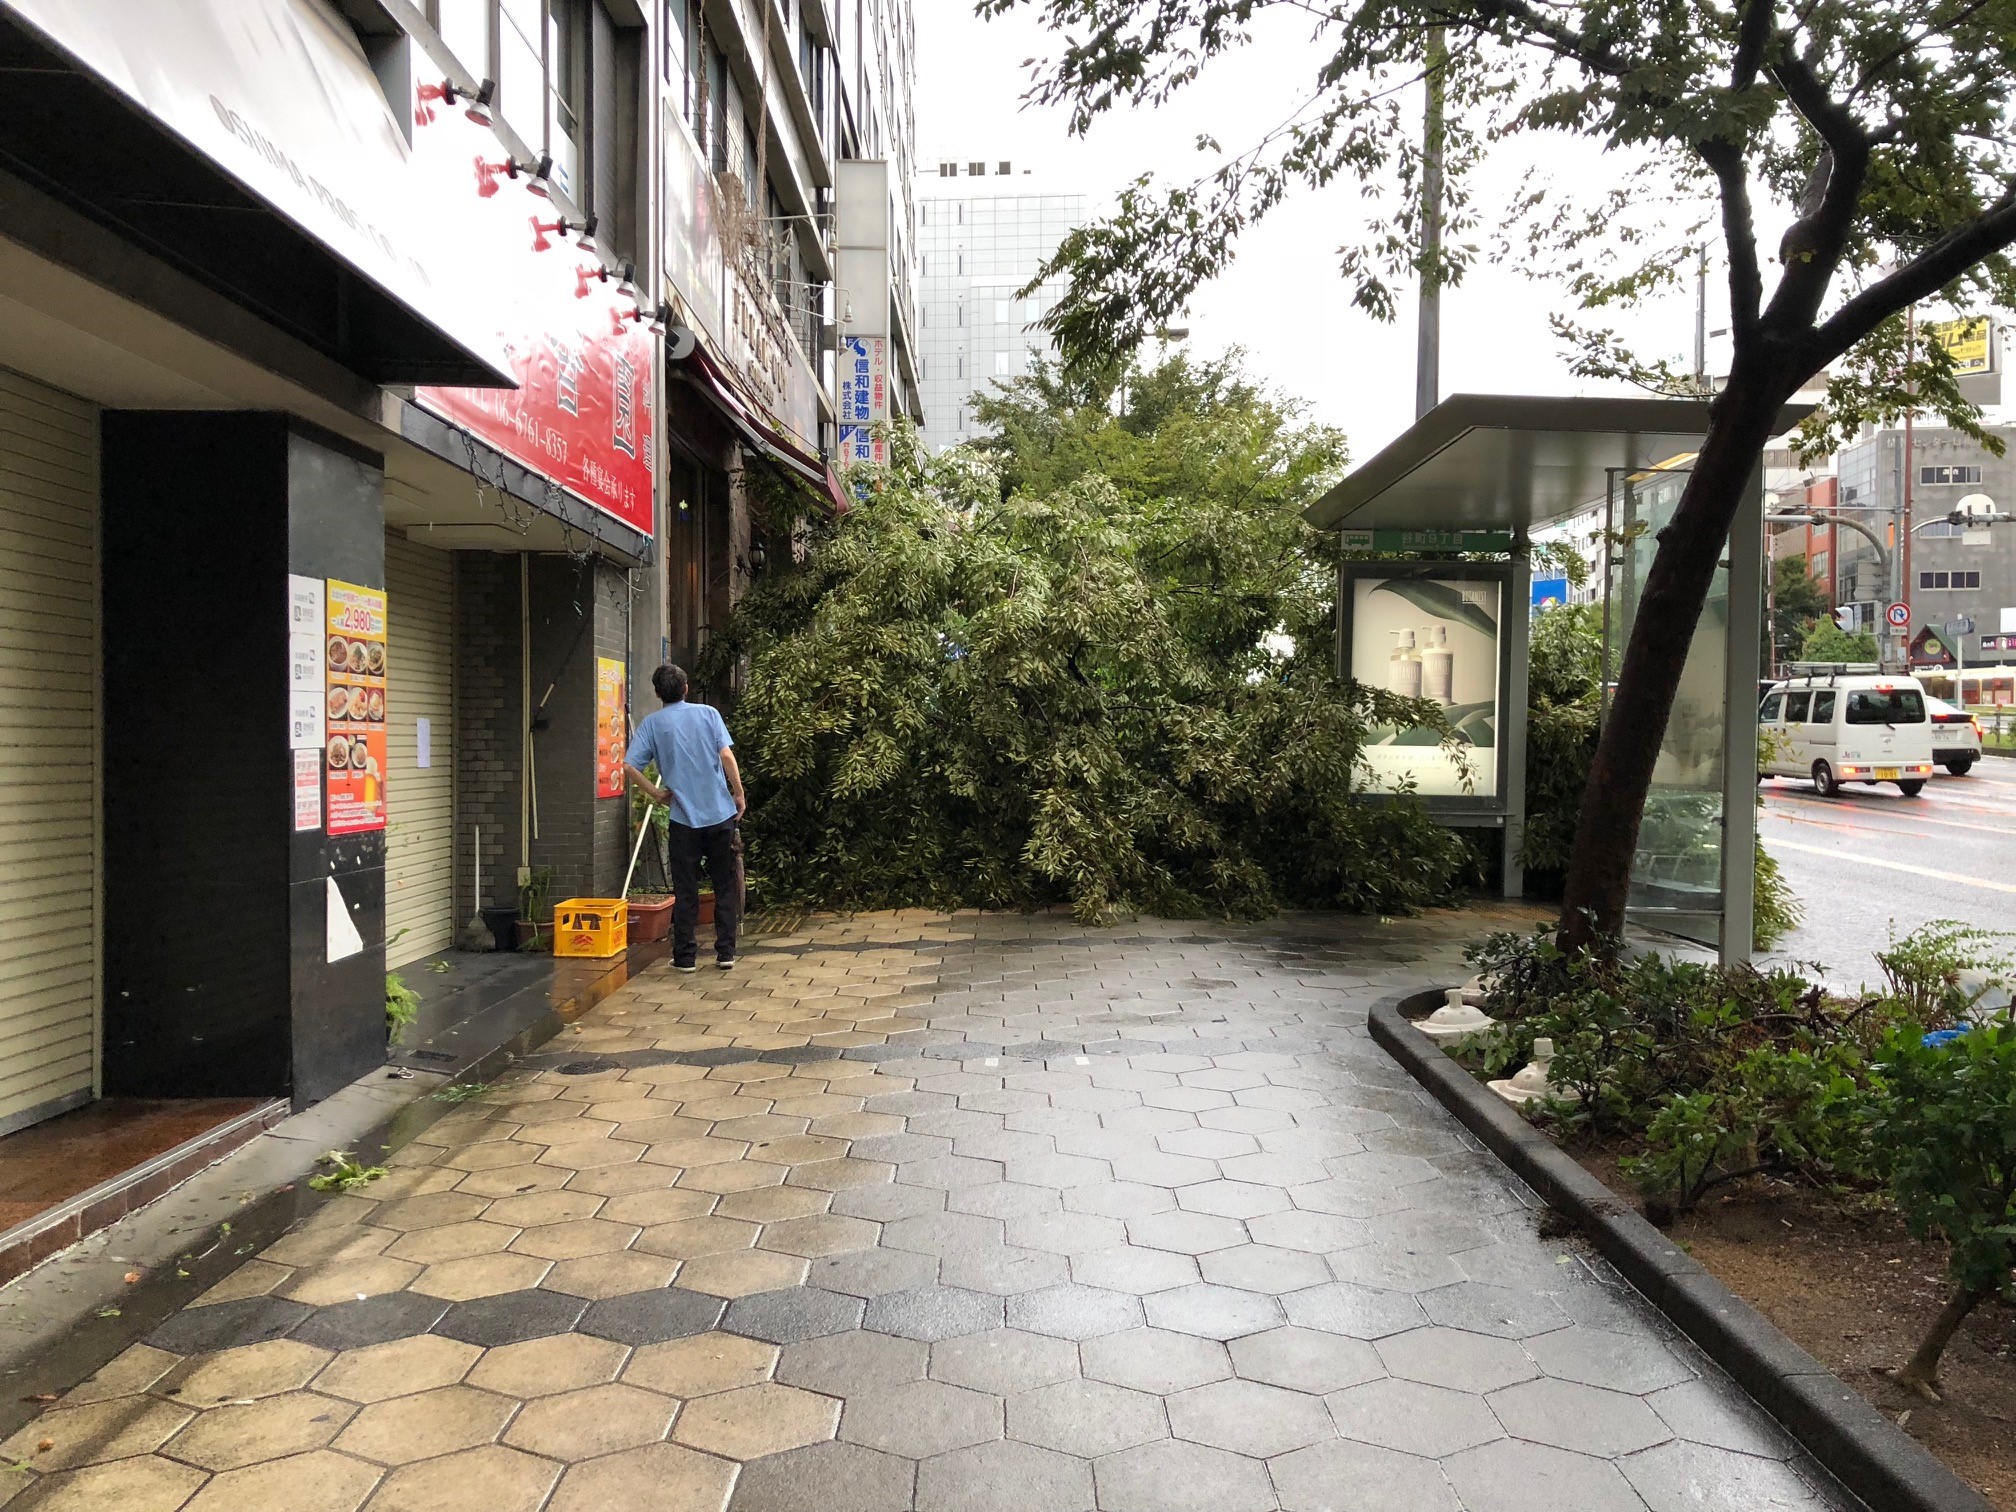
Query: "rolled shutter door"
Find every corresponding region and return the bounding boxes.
[384,533,456,968]
[0,367,99,1131]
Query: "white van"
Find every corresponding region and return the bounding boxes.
[1759,665,1936,797]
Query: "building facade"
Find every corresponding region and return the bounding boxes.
[0,0,919,1244]
[917,161,1086,451]
[1833,426,2016,668]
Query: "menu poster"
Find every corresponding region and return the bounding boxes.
[293,748,322,833]
[596,657,627,799]
[325,580,388,835]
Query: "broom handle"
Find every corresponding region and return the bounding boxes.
[620,803,655,901]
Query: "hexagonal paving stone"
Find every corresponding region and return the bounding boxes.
[276,1256,424,1306]
[1325,1242,1467,1294]
[776,1327,927,1397]
[1227,1326,1383,1395]
[431,1287,587,1346]
[18,1454,210,1512]
[719,1185,834,1224]
[727,1440,916,1512]
[808,1245,939,1298]
[160,1391,355,1472]
[1620,1438,1836,1512]
[1158,1128,1260,1160]
[1068,1244,1199,1296]
[678,1248,813,1298]
[1125,1211,1249,1256]
[334,1384,514,1465]
[917,1439,1095,1512]
[1527,1326,1694,1394]
[543,1249,682,1299]
[463,1332,628,1398]
[838,1378,1003,1458]
[930,1328,1079,1396]
[1003,1211,1126,1256]
[938,1244,1070,1296]
[722,1286,866,1343]
[362,1444,558,1512]
[1643,1380,1795,1459]
[576,1285,728,1343]
[673,1382,841,1460]
[545,1441,738,1512]
[862,1284,1005,1341]
[627,1330,779,1396]
[1141,1283,1282,1341]
[503,1382,678,1458]
[1,1396,193,1471]
[506,1216,641,1261]
[312,1334,481,1404]
[1409,1280,1572,1341]
[1094,1438,1276,1512]
[1245,1209,1373,1256]
[370,1192,491,1231]
[602,1188,719,1226]
[1167,1377,1337,1457]
[1326,1377,1503,1459]
[1002,1284,1143,1340]
[1486,1376,1672,1458]
[1444,1438,1648,1512]
[168,1339,333,1406]
[1081,1328,1233,1394]
[179,1448,381,1512]
[1281,1282,1425,1340]
[384,1220,520,1265]
[147,1295,313,1355]
[289,1291,449,1351]
[1176,1180,1291,1220]
[1376,1327,1541,1395]
[758,1214,879,1257]
[1270,1438,1460,1512]
[410,1253,552,1302]
[1008,1378,1167,1458]
[1198,1244,1331,1295]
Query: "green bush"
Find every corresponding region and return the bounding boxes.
[1875,920,2012,1029]
[707,359,1469,922]
[1861,1021,2016,1394]
[1519,602,1602,877]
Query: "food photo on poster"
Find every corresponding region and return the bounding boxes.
[324,580,388,836]
[1348,573,1502,798]
[596,657,627,799]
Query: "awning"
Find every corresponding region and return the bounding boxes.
[676,339,850,515]
[0,0,511,385]
[1305,394,1812,534]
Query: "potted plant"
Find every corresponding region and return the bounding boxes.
[627,889,674,943]
[516,866,554,951]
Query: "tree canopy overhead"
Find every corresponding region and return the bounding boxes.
[982,0,2016,949]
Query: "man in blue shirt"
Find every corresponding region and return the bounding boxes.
[624,664,746,971]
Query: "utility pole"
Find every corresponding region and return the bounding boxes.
[1899,304,1917,673]
[1415,26,1446,422]
[1692,245,1708,392]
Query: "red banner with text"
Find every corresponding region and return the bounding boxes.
[409,84,656,537]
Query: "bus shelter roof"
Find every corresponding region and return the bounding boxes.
[1304,393,1810,534]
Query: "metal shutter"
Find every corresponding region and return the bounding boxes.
[384,533,456,968]
[0,367,99,1132]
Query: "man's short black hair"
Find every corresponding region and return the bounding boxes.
[652,664,689,703]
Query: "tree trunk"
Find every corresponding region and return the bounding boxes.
[1557,380,1785,954]
[1890,1283,1982,1398]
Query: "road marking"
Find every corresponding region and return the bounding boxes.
[1767,837,2016,895]
[1762,802,2016,839]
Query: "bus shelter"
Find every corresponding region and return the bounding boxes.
[1306,395,1805,966]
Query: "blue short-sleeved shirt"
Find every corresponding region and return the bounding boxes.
[625,701,737,829]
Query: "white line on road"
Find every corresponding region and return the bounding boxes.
[1767,837,2016,895]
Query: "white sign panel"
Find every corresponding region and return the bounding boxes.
[838,335,888,465]
[1350,575,1502,798]
[287,574,325,750]
[293,747,322,832]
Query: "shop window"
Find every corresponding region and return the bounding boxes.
[1920,464,1983,485]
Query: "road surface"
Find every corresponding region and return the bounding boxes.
[1759,754,2016,986]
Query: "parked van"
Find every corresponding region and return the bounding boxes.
[1759,665,1935,797]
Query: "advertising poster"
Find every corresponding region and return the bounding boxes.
[1350,574,1502,798]
[837,335,888,465]
[325,580,388,835]
[596,657,627,799]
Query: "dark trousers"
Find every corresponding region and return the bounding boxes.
[667,818,743,964]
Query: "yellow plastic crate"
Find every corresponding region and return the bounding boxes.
[553,898,628,958]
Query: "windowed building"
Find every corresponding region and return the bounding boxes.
[917,162,1087,451]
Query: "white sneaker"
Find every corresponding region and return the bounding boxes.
[716,957,736,971]
[673,963,698,974]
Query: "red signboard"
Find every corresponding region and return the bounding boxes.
[409,85,655,537]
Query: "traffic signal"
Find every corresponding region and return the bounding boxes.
[1833,605,1857,632]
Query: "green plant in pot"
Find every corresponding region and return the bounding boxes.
[517,866,554,951]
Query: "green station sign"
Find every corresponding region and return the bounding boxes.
[1339,527,1515,554]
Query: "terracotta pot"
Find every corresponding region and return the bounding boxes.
[515,918,549,951]
[627,895,674,944]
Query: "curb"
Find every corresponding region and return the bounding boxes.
[1370,988,1994,1512]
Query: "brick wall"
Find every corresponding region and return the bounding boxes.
[454,553,524,913]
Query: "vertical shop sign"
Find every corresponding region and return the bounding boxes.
[596,658,627,799]
[837,335,888,465]
[288,575,326,832]
[293,749,323,833]
[325,580,388,835]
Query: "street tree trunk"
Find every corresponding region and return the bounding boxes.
[1557,376,1789,954]
[1889,1284,1983,1400]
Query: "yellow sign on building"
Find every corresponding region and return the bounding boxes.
[1927,317,1993,375]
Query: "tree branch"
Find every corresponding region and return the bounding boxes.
[1698,138,1763,343]
[1805,189,2016,369]
[1730,0,1773,90]
[1764,46,1874,327]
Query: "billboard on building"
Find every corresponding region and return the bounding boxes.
[838,336,889,466]
[1927,317,1993,375]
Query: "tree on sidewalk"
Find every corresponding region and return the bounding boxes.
[983,0,2016,952]
[1767,553,1831,671]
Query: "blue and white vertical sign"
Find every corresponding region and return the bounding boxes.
[837,335,888,465]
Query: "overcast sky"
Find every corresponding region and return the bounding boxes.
[913,4,1724,464]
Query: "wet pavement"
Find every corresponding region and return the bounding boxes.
[0,908,1852,1511]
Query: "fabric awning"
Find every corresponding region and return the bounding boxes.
[677,339,850,515]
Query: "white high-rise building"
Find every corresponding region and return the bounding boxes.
[917,160,1087,451]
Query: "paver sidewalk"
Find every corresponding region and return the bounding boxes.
[0,909,1849,1512]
